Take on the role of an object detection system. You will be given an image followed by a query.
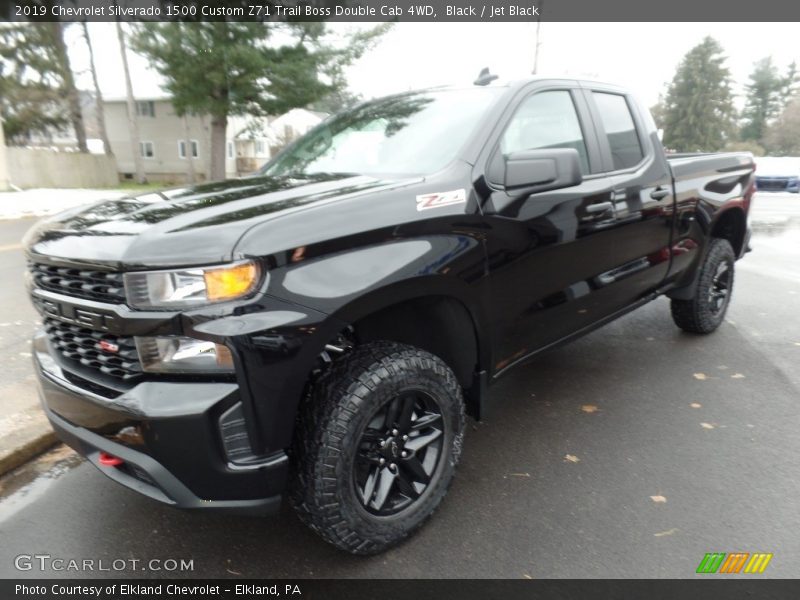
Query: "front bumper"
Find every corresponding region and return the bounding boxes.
[33,332,287,515]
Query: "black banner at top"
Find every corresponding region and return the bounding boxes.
[2,0,800,22]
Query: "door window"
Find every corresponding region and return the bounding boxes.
[592,92,644,170]
[501,90,590,174]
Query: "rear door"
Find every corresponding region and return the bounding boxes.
[581,85,674,306]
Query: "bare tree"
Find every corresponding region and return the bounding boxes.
[82,22,111,156]
[116,21,146,183]
[0,114,9,191]
[51,22,87,152]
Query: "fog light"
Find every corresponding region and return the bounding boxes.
[136,336,234,374]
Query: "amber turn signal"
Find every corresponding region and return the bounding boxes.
[204,262,259,302]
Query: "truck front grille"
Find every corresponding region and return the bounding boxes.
[44,317,142,380]
[30,262,125,304]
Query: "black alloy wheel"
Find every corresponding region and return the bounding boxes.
[353,392,445,516]
[290,341,465,555]
[671,238,736,334]
[708,261,732,315]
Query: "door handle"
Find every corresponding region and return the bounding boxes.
[586,201,614,214]
[650,187,670,201]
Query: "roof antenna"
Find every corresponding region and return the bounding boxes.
[474,67,498,86]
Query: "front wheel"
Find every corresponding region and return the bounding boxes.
[671,238,736,334]
[290,341,465,555]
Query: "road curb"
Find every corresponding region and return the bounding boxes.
[0,429,58,478]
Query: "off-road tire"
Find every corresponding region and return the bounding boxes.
[671,238,736,334]
[289,341,465,555]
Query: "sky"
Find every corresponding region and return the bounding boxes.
[66,22,800,111]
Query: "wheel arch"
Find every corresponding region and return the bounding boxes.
[710,205,747,257]
[667,205,747,301]
[329,278,491,419]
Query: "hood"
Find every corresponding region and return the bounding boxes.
[23,173,414,269]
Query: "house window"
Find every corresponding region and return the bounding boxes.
[178,139,199,159]
[136,101,155,117]
[227,142,234,159]
[255,140,266,155]
[139,141,155,158]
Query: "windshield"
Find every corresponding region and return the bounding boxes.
[261,88,503,178]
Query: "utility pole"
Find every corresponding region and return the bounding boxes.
[532,2,544,74]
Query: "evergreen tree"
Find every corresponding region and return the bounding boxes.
[0,23,68,143]
[0,21,87,150]
[662,37,737,153]
[132,22,389,181]
[740,57,792,143]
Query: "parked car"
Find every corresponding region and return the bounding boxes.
[24,77,755,555]
[755,157,800,193]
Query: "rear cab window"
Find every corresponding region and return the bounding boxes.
[591,92,645,170]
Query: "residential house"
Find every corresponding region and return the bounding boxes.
[104,97,328,183]
[229,108,328,173]
[6,91,104,154]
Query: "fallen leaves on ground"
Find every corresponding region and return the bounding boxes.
[581,404,599,413]
[690,403,702,408]
[693,373,708,380]
[700,422,715,430]
[731,373,746,379]
[650,495,667,503]
[654,528,678,537]
[564,454,580,463]
[225,559,242,576]
[522,574,533,579]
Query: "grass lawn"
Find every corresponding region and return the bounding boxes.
[109,181,171,193]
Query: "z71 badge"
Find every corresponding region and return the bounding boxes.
[416,189,467,211]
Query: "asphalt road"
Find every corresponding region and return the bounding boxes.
[0,195,799,579]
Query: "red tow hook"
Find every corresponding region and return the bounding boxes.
[98,452,124,467]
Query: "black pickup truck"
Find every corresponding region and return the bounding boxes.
[25,77,755,554]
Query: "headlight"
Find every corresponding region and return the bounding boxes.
[136,336,234,374]
[124,261,260,309]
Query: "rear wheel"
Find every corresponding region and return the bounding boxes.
[671,238,736,334]
[290,341,465,555]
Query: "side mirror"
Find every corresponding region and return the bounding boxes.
[502,148,583,194]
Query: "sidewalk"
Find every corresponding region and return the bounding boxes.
[0,314,58,477]
[0,191,129,477]
[0,187,126,220]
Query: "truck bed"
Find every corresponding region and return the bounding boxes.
[667,152,754,182]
